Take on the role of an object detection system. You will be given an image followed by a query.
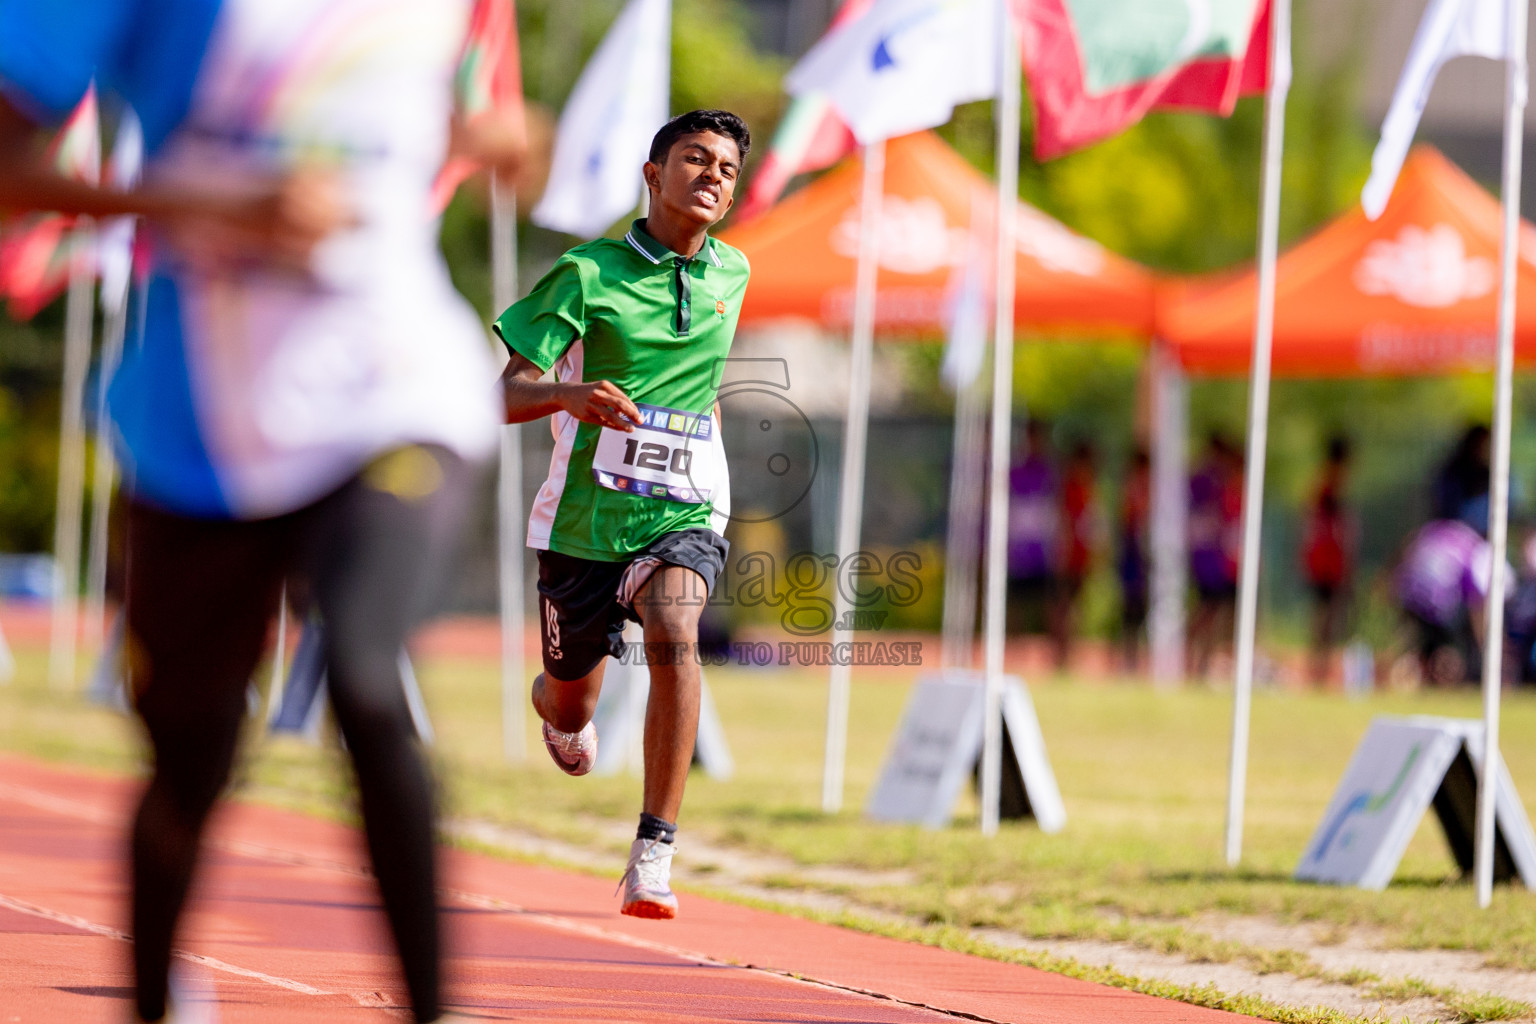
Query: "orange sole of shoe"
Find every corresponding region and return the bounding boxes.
[621,900,677,920]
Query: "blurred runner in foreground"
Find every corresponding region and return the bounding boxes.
[494,110,750,920]
[0,1,521,1021]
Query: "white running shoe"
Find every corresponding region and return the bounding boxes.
[138,967,218,1024]
[618,838,678,919]
[541,720,597,776]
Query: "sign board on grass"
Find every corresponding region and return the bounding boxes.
[267,619,434,744]
[865,670,1065,832]
[1296,716,1536,890]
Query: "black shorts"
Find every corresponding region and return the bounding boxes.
[536,528,729,680]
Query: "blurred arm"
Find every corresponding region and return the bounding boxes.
[0,95,351,267]
[447,109,527,178]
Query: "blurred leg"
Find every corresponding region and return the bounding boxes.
[301,446,475,1024]
[125,504,287,1023]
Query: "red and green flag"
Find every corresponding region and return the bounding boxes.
[0,87,101,320]
[736,0,874,222]
[1019,0,1270,160]
[430,0,525,211]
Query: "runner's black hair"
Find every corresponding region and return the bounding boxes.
[648,109,751,165]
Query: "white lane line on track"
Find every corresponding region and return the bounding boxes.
[0,892,332,996]
[207,838,1003,1023]
[1,779,999,1022]
[0,779,119,824]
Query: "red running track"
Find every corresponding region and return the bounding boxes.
[0,755,1262,1023]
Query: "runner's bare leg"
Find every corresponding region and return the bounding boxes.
[532,664,606,733]
[634,565,704,822]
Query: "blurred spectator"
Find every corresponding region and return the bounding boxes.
[1116,446,1151,674]
[1188,434,1243,679]
[1432,424,1492,531]
[1007,419,1059,639]
[1504,530,1536,685]
[1301,435,1356,685]
[1054,439,1098,670]
[1395,518,1502,686]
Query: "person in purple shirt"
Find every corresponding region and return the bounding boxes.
[1396,518,1502,686]
[1187,434,1243,679]
[1007,419,1060,641]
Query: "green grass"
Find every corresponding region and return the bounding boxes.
[6,639,1536,1023]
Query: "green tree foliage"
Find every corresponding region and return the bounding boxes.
[0,0,1521,654]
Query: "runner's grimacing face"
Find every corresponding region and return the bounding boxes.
[646,131,740,230]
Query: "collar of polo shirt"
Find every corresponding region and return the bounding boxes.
[624,219,723,336]
[624,219,725,269]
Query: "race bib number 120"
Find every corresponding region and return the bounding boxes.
[592,402,716,503]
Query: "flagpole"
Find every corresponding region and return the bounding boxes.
[980,0,1021,837]
[85,286,128,649]
[1476,0,1528,910]
[48,223,96,690]
[492,172,526,762]
[1224,0,1292,866]
[821,138,884,814]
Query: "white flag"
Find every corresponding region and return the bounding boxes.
[785,0,999,145]
[1362,0,1520,220]
[532,0,671,238]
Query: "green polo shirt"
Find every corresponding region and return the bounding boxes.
[494,220,751,560]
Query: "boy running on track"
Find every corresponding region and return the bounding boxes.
[495,109,750,920]
[0,1,520,1021]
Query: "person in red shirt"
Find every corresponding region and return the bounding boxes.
[1053,440,1098,671]
[1301,436,1356,684]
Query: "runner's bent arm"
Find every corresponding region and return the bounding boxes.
[500,352,639,432]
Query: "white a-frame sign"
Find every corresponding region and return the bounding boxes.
[1296,716,1536,890]
[865,671,1065,831]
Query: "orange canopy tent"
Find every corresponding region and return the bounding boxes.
[1159,148,1536,376]
[719,131,1156,337]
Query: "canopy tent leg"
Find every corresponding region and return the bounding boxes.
[941,372,988,671]
[1149,347,1188,688]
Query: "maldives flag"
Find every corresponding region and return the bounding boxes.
[430,0,525,211]
[736,0,874,221]
[0,88,100,320]
[1020,0,1270,160]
